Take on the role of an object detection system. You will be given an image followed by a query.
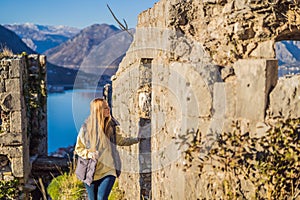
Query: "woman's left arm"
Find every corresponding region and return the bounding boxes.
[115,126,140,146]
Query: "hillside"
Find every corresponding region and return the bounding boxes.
[44,24,121,69]
[275,40,300,76]
[0,25,35,54]
[80,29,134,76]
[275,40,300,64]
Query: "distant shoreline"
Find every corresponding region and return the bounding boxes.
[47,84,104,93]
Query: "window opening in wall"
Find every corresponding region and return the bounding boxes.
[139,58,153,86]
[275,40,300,77]
[138,58,152,200]
[0,109,10,134]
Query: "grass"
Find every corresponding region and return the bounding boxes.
[109,180,125,200]
[0,45,13,58]
[46,157,125,200]
[47,172,85,200]
[47,172,125,200]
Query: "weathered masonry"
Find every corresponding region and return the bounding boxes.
[112,0,300,199]
[0,54,47,184]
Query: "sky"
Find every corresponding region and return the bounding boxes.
[0,0,159,29]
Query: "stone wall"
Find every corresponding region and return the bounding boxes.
[112,0,300,199]
[0,55,47,189]
[26,55,47,156]
[167,0,300,67]
[268,74,300,120]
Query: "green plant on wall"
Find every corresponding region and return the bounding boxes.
[181,118,300,199]
[0,179,19,199]
[255,118,300,199]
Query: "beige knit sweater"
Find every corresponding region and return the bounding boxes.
[74,125,139,181]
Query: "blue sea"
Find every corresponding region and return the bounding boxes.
[47,89,102,154]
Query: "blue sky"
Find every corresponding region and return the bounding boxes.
[0,0,159,29]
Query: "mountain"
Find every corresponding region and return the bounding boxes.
[275,41,300,65]
[44,24,121,69]
[79,29,134,76]
[47,62,103,89]
[0,25,35,54]
[0,25,98,88]
[2,22,299,81]
[275,40,300,76]
[4,23,80,53]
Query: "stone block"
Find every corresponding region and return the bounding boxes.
[213,82,226,119]
[234,0,248,10]
[250,40,276,59]
[0,80,5,93]
[0,59,11,68]
[223,1,234,14]
[203,0,217,3]
[255,121,271,138]
[234,59,277,129]
[11,157,24,177]
[268,74,300,119]
[9,59,23,78]
[0,146,29,180]
[4,79,21,93]
[167,62,214,118]
[3,173,14,181]
[1,70,8,80]
[39,55,46,67]
[10,111,24,133]
[0,132,22,146]
[213,81,237,133]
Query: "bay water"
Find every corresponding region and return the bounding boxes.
[47,89,102,154]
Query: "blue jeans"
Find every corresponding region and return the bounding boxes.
[84,175,116,200]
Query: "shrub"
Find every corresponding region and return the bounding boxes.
[0,45,13,59]
[47,172,85,200]
[182,118,300,199]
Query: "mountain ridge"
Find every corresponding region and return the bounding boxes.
[0,25,101,88]
[4,23,80,53]
[0,25,36,54]
[2,23,300,79]
[44,23,121,69]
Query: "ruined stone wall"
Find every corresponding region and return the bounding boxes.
[0,54,47,186]
[112,0,300,199]
[26,55,47,156]
[166,0,300,67]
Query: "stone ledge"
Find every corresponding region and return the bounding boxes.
[31,156,70,177]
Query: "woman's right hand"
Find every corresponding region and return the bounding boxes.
[88,151,99,160]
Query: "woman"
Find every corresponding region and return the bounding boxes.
[74,98,140,200]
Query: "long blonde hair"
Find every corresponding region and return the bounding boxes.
[86,98,112,151]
